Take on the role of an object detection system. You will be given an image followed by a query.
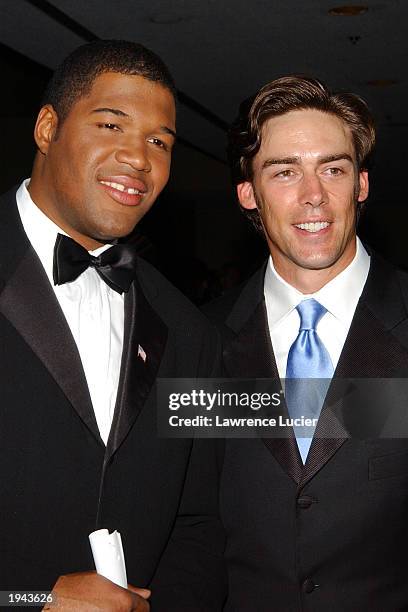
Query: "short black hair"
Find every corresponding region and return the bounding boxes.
[42,39,176,123]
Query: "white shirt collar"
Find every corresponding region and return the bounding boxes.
[16,179,111,285]
[264,237,370,329]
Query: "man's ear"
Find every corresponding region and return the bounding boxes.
[33,105,59,155]
[357,170,369,203]
[237,181,257,210]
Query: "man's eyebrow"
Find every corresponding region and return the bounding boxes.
[261,153,354,170]
[91,107,130,117]
[318,153,354,164]
[262,156,299,169]
[161,126,177,139]
[90,108,176,138]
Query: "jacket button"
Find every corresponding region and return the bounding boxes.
[302,578,317,593]
[297,495,316,509]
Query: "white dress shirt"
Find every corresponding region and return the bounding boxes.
[264,238,370,379]
[16,179,124,444]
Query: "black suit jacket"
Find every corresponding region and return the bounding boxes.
[0,187,226,611]
[208,256,408,611]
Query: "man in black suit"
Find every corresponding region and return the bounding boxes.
[0,40,225,610]
[211,76,408,610]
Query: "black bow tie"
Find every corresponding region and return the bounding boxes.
[53,233,138,294]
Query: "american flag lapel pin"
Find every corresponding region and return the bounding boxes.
[137,344,147,363]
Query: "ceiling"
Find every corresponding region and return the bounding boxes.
[1,1,407,160]
[1,0,407,269]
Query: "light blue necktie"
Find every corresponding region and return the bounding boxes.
[285,299,334,463]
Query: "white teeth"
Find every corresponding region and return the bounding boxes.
[295,221,330,233]
[100,180,142,195]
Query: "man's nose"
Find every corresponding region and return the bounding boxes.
[299,173,326,207]
[115,139,151,172]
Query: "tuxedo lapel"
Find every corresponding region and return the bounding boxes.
[107,276,168,458]
[0,244,102,443]
[0,188,102,442]
[224,300,278,379]
[301,256,408,487]
[223,266,274,378]
[224,268,303,484]
[0,188,168,454]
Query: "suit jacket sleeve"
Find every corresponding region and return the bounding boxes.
[149,329,227,611]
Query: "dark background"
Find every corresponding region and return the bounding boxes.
[1,1,407,302]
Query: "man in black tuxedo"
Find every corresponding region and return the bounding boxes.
[0,40,225,610]
[211,76,408,610]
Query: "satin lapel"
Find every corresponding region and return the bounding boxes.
[0,245,101,442]
[224,270,303,484]
[302,257,408,487]
[224,301,278,378]
[107,279,168,458]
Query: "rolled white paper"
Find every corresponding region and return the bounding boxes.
[89,528,127,588]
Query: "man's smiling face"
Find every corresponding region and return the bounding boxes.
[237,108,369,292]
[30,71,176,250]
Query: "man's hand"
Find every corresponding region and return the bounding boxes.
[44,571,150,611]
